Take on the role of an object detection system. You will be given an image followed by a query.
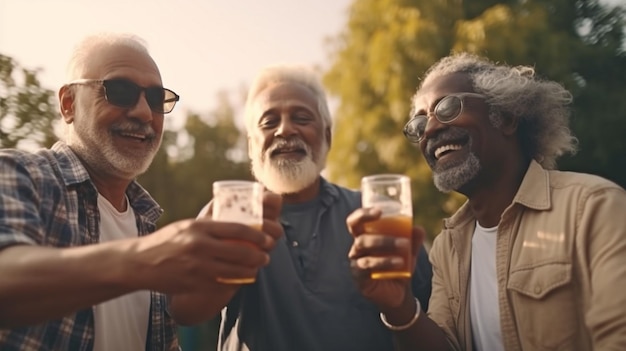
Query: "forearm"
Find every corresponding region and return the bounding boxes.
[168,288,238,326]
[0,243,139,327]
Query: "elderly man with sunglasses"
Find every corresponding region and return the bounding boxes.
[348,53,626,351]
[0,33,284,351]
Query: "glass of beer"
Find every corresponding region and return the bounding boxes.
[361,174,413,279]
[212,180,264,284]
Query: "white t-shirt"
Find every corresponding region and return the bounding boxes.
[93,194,150,351]
[470,221,505,351]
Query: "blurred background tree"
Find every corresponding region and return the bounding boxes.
[324,0,626,239]
[0,54,60,149]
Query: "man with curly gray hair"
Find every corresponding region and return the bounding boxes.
[348,53,626,350]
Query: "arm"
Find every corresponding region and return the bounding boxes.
[581,187,626,348]
[0,218,276,328]
[0,241,151,327]
[346,208,451,351]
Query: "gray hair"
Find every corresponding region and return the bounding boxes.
[65,32,150,81]
[415,52,578,169]
[244,64,332,135]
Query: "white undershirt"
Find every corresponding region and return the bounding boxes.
[93,194,150,351]
[470,221,505,351]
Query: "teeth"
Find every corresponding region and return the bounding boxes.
[434,144,462,159]
[121,132,146,140]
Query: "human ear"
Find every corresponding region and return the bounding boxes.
[500,113,519,137]
[58,85,75,124]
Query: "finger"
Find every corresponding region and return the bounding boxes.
[348,234,411,259]
[262,219,284,244]
[353,255,407,272]
[350,258,372,281]
[204,238,270,268]
[262,191,282,220]
[192,219,274,249]
[346,207,382,237]
[196,201,214,219]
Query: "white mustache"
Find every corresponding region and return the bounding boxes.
[267,138,310,156]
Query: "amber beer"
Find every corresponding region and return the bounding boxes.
[212,180,264,284]
[364,214,413,279]
[361,174,413,280]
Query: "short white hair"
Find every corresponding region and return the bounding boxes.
[65,32,150,81]
[244,64,332,135]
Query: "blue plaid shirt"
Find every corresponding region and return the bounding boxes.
[0,142,179,351]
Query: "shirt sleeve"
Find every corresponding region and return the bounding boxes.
[579,186,626,349]
[427,234,464,351]
[0,153,43,249]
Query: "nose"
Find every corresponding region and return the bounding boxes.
[127,91,154,123]
[421,113,446,141]
[275,117,297,138]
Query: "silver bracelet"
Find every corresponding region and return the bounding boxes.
[379,297,421,331]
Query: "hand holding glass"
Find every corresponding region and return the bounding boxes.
[212,180,264,284]
[361,174,413,279]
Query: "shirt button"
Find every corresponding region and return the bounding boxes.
[534,285,542,294]
[292,241,299,247]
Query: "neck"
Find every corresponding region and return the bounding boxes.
[462,158,529,228]
[83,164,132,212]
[281,177,321,204]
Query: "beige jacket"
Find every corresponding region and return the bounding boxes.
[428,161,626,351]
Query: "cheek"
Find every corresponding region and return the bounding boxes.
[249,134,268,155]
[418,140,428,156]
[152,116,165,133]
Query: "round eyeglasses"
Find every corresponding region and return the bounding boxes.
[403,92,486,143]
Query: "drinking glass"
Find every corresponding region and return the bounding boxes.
[361,174,413,279]
[212,180,264,284]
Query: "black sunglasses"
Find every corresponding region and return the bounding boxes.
[403,92,486,143]
[68,78,180,114]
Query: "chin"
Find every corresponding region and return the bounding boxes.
[433,153,481,193]
[252,157,322,195]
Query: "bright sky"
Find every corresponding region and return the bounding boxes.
[0,0,352,117]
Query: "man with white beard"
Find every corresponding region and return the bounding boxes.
[169,64,433,351]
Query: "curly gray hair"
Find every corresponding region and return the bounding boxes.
[415,52,578,169]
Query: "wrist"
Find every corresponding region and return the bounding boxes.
[380,297,421,331]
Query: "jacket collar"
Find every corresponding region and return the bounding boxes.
[443,160,551,229]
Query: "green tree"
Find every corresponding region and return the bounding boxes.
[324,0,626,238]
[0,54,60,150]
[140,91,251,225]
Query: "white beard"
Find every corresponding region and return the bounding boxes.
[433,152,480,193]
[67,102,160,180]
[251,139,328,195]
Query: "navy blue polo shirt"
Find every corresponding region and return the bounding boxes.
[219,177,432,351]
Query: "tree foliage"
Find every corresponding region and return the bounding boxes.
[324,0,626,238]
[0,54,60,149]
[139,91,251,226]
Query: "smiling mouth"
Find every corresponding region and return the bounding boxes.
[118,131,150,142]
[434,144,463,159]
[271,147,306,157]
